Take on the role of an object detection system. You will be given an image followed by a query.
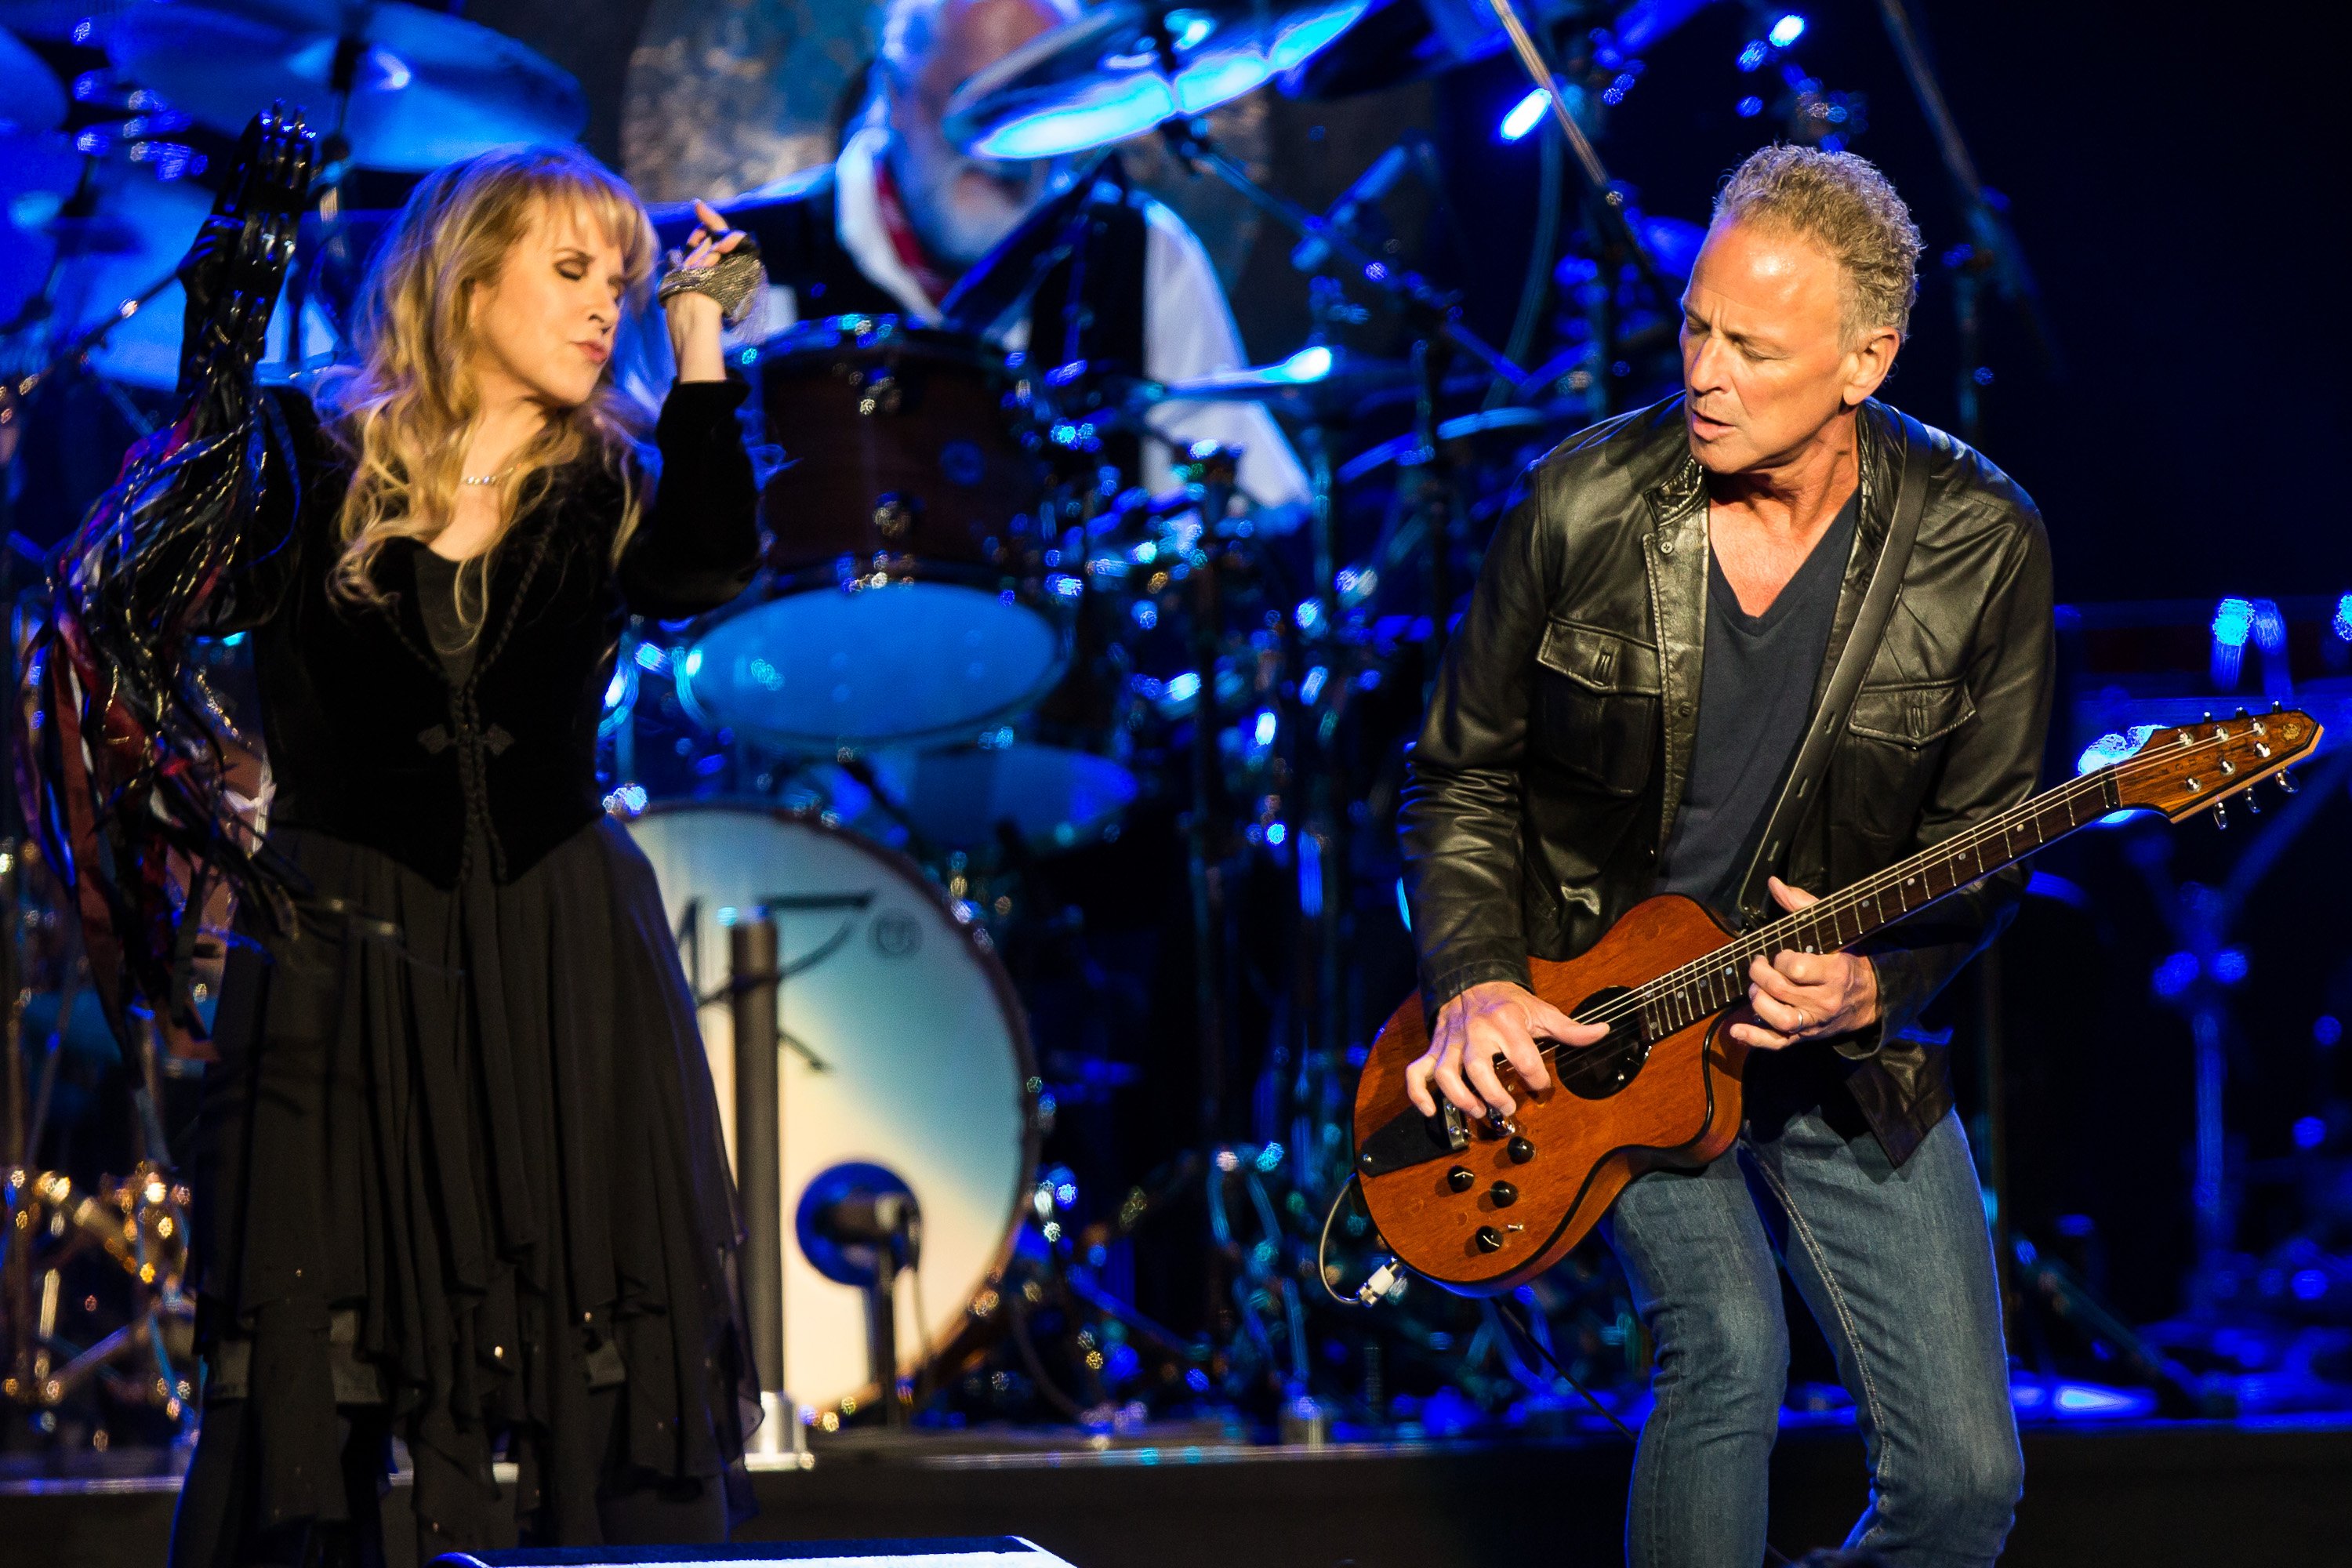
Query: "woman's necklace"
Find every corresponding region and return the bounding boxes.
[460,466,514,487]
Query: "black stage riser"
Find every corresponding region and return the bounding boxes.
[7,1426,2351,1568]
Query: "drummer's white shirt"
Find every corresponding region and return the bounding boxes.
[753,127,1311,511]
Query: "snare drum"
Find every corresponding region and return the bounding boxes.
[680,316,1069,749]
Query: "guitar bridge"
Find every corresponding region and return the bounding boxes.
[1356,1100,1469,1179]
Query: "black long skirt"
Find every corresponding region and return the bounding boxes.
[174,815,758,1561]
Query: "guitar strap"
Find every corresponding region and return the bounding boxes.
[1731,408,1931,928]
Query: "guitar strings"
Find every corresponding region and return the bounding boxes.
[1520,726,2264,1054]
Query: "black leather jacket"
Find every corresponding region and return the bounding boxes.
[1399,396,2054,1166]
[220,379,759,887]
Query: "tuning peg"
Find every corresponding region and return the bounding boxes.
[2278,771,2299,795]
[2211,800,2229,830]
[2244,792,2261,815]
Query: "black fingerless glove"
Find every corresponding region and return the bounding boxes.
[176,101,318,398]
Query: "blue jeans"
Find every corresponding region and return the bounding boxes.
[1602,1090,2022,1568]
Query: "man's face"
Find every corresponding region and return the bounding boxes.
[887,0,1066,268]
[1679,218,1893,475]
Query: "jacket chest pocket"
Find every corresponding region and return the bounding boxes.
[1533,620,1660,797]
[1837,677,1976,839]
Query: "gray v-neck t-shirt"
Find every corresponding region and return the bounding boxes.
[1656,488,1858,919]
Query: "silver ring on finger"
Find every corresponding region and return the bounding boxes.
[1793,1007,1809,1033]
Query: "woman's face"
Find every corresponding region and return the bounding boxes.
[467,199,628,410]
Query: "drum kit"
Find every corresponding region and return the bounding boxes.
[0,0,1722,1444]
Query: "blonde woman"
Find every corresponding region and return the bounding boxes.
[163,145,764,1564]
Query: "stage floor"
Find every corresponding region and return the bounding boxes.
[5,1417,2350,1568]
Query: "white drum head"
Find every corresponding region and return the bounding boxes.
[624,804,1035,1414]
[681,582,1066,747]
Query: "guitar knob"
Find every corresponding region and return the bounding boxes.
[2279,771,2299,795]
[1475,1226,1504,1254]
[1506,1137,1534,1164]
[1446,1166,1475,1193]
[2212,800,2228,830]
[1489,1181,1518,1207]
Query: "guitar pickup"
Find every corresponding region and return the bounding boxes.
[1356,1100,1470,1179]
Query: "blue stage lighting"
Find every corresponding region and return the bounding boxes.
[1767,13,1806,46]
[2334,592,2352,642]
[2251,598,2286,652]
[1499,87,1550,141]
[2292,1116,2327,1151]
[2152,951,2198,998]
[2211,596,2252,688]
[1736,94,1764,117]
[2291,1269,2328,1302]
[1267,343,1334,383]
[1737,39,1768,71]
[2317,1014,2343,1046]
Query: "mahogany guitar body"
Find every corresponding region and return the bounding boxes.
[1352,895,1751,1294]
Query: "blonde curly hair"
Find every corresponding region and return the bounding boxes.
[314,144,659,633]
[1715,144,1923,345]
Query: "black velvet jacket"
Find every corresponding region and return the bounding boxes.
[1399,397,2056,1167]
[223,379,759,887]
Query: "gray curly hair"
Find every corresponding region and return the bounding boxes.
[1714,145,1923,344]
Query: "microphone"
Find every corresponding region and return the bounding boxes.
[1290,140,1415,274]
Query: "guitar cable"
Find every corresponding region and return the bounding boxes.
[1325,1175,1797,1566]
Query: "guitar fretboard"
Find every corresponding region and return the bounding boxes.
[1631,767,2121,1039]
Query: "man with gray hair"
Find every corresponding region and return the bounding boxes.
[1399,145,2049,1566]
[717,0,1307,508]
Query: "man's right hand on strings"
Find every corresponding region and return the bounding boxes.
[1408,980,1609,1120]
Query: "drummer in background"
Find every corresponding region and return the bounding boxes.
[717,0,1312,513]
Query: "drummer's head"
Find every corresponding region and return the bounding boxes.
[323,145,660,604]
[875,0,1078,268]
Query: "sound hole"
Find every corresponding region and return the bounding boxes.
[1554,985,1650,1101]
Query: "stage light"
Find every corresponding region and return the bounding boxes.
[1737,39,1768,71]
[1499,87,1550,141]
[2152,951,2198,998]
[2251,598,2285,652]
[1767,13,1806,47]
[2291,1269,2327,1302]
[2317,1015,2343,1046]
[2210,595,2252,688]
[2292,1116,2327,1151]
[1267,343,1334,383]
[1736,94,1764,117]
[2333,592,2352,641]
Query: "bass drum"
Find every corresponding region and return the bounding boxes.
[624,803,1036,1415]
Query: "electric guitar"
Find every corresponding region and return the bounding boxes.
[1353,707,2322,1294]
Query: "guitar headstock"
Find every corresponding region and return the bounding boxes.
[2108,706,2323,822]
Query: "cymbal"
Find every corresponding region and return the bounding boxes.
[2,22,65,129]
[1145,343,1415,418]
[107,0,586,172]
[943,0,1373,160]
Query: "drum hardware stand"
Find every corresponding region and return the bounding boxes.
[1479,0,1672,305]
[808,1189,923,1428]
[724,910,810,1462]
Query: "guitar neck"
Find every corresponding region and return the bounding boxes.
[1632,767,2121,1036]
